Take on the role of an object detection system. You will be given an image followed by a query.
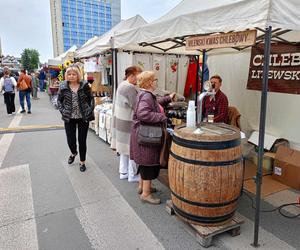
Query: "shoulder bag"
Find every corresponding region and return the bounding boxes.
[136,91,163,146]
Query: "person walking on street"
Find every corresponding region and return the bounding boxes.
[114,66,142,182]
[0,67,17,115]
[38,69,46,92]
[31,71,39,99]
[17,69,32,114]
[57,65,95,172]
[130,71,175,204]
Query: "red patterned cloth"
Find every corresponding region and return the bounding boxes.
[202,90,229,123]
[184,61,199,98]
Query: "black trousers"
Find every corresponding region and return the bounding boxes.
[64,118,89,162]
[4,92,15,114]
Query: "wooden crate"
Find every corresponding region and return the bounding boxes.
[166,200,244,248]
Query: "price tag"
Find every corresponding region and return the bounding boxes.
[274,166,282,176]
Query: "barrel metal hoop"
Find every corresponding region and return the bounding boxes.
[170,151,242,166]
[171,190,239,207]
[172,204,236,224]
[172,134,241,150]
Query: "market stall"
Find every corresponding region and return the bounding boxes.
[112,0,300,246]
[75,15,201,145]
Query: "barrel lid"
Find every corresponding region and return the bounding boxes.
[174,123,241,142]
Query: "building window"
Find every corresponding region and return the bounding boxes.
[63,30,70,36]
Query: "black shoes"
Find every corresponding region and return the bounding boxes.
[68,153,86,172]
[20,110,26,113]
[27,111,31,114]
[68,153,77,164]
[79,164,86,172]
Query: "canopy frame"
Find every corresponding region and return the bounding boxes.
[138,28,296,53]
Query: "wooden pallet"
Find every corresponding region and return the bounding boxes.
[166,200,244,248]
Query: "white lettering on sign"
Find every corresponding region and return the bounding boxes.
[253,55,263,66]
[281,53,291,66]
[292,53,300,66]
[250,70,300,80]
[252,53,300,67]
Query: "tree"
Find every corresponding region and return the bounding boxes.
[21,49,40,72]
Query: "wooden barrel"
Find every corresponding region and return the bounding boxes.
[168,123,243,226]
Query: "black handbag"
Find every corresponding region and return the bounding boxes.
[135,90,163,146]
[137,124,162,146]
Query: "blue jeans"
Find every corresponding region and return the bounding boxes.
[19,90,31,111]
[39,79,45,91]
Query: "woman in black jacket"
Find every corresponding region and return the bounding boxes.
[57,65,94,172]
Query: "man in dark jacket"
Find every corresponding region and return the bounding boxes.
[38,69,46,92]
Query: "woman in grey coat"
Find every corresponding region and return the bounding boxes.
[114,66,142,182]
[130,71,175,204]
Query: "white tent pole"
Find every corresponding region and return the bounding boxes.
[253,26,272,248]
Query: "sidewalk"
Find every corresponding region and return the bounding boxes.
[0,92,299,250]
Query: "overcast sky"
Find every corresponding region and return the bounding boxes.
[0,0,181,62]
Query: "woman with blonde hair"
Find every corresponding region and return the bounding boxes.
[57,65,94,172]
[130,71,175,204]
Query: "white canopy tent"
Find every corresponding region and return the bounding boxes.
[112,0,300,247]
[48,45,77,66]
[80,36,99,49]
[75,15,147,59]
[113,0,300,52]
[112,0,300,147]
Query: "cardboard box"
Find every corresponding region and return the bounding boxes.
[244,176,289,198]
[250,154,273,173]
[272,146,300,190]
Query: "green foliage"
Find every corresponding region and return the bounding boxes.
[21,49,40,72]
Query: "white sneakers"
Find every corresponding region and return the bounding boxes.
[119,154,139,182]
[119,173,140,182]
[128,174,140,183]
[120,173,129,180]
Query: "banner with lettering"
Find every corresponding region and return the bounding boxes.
[186,30,257,50]
[247,44,300,94]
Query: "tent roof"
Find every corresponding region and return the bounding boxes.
[48,45,77,66]
[113,0,300,53]
[75,15,147,59]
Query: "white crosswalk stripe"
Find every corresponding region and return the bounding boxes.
[0,164,38,250]
[0,109,22,168]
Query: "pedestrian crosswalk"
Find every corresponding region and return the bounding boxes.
[0,111,22,168]
[0,164,38,250]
